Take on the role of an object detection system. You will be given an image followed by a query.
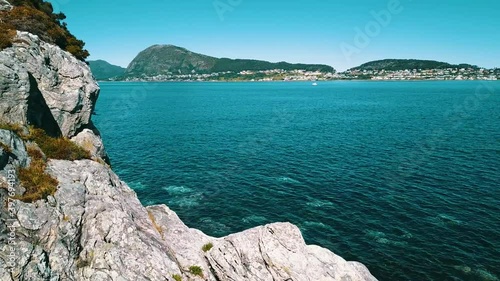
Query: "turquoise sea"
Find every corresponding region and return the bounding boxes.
[93,81,499,281]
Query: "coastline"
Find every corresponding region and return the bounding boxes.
[96,79,500,83]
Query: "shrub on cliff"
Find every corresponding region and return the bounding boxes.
[0,0,89,60]
[188,266,203,277]
[17,145,59,202]
[0,22,16,50]
[27,128,91,160]
[202,242,213,252]
[2,125,90,202]
[1,123,90,161]
[0,122,25,136]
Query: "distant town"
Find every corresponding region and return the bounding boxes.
[341,68,499,81]
[120,67,500,82]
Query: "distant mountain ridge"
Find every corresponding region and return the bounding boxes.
[125,45,335,77]
[88,60,126,80]
[350,59,478,71]
[89,54,491,82]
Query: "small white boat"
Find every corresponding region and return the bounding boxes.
[312,82,318,86]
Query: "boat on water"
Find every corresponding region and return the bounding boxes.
[312,82,318,86]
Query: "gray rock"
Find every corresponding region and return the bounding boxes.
[0,61,30,128]
[205,222,377,281]
[71,127,109,164]
[0,0,12,11]
[0,129,29,198]
[0,129,29,169]
[0,32,99,138]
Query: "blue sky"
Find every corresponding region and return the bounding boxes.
[48,0,500,71]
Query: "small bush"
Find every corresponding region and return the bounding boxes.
[17,155,58,202]
[27,128,90,160]
[0,23,16,50]
[202,242,213,252]
[0,122,26,137]
[172,274,182,281]
[26,144,44,160]
[0,142,12,154]
[188,266,203,277]
[0,1,89,60]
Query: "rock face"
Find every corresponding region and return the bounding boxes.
[0,32,377,281]
[0,0,12,11]
[0,31,99,138]
[71,126,110,163]
[150,204,377,281]
[87,60,126,81]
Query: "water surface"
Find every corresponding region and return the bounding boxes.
[93,81,500,281]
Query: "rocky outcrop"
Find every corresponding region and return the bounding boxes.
[71,125,110,164]
[0,129,29,170]
[0,32,377,281]
[0,159,376,281]
[150,204,377,281]
[0,31,99,138]
[0,0,12,11]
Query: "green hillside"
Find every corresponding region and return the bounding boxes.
[351,59,478,71]
[88,60,126,80]
[125,45,334,77]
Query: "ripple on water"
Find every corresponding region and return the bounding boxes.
[303,221,330,229]
[162,185,193,195]
[475,269,499,281]
[199,218,231,236]
[241,215,268,225]
[169,193,204,208]
[305,198,335,208]
[276,176,301,184]
[453,265,472,274]
[128,181,148,190]
[365,230,409,247]
[434,214,463,227]
[454,266,499,281]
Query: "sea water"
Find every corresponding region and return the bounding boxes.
[93,81,500,281]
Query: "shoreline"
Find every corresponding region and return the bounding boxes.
[97,79,500,83]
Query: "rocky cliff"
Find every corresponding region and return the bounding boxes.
[0,0,12,11]
[0,31,377,281]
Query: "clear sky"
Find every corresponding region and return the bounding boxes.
[48,0,500,71]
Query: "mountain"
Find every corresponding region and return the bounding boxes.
[125,45,217,76]
[350,59,478,71]
[88,60,126,80]
[125,45,334,77]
